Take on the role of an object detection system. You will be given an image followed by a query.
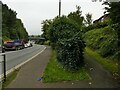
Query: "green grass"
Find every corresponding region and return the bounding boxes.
[42,50,90,83]
[2,69,19,89]
[85,47,119,73]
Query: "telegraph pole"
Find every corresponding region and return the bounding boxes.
[59,0,61,17]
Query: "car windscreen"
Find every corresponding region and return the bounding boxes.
[14,40,21,43]
[6,42,14,44]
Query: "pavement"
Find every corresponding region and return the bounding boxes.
[6,46,119,88]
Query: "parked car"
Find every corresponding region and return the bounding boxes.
[24,40,33,48]
[14,40,25,49]
[4,41,18,50]
[24,43,28,48]
[4,40,25,50]
[27,41,33,47]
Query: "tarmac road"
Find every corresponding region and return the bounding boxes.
[0,45,46,74]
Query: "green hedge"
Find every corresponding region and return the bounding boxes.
[49,16,85,70]
[56,36,85,70]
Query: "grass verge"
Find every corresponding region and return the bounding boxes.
[85,47,119,73]
[42,50,90,83]
[2,69,19,89]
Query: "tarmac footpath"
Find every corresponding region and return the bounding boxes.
[7,46,52,88]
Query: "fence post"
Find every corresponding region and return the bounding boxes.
[2,50,6,82]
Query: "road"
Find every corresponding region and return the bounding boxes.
[0,45,46,74]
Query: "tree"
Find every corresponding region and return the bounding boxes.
[14,19,28,40]
[103,1,120,49]
[2,3,28,40]
[103,1,120,24]
[84,13,92,26]
[49,16,85,70]
[2,4,17,39]
[68,6,84,28]
[41,19,52,40]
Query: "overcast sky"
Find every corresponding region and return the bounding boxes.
[2,0,105,35]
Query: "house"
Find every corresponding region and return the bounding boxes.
[93,14,109,24]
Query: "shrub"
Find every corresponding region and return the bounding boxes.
[49,16,81,48]
[49,16,85,70]
[56,36,85,70]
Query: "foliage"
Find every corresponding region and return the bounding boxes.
[84,26,118,60]
[41,6,86,70]
[103,1,120,24]
[49,16,81,46]
[49,16,85,70]
[68,6,84,28]
[56,36,85,70]
[102,2,120,52]
[43,40,50,45]
[2,4,28,40]
[82,20,109,33]
[84,13,92,26]
[2,36,11,41]
[14,19,28,40]
[41,19,53,41]
[82,2,119,63]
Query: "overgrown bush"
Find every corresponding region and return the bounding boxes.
[56,35,85,70]
[49,16,85,70]
[49,16,81,48]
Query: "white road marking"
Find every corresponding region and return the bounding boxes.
[0,46,46,81]
[5,45,35,54]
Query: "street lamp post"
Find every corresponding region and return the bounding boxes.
[59,0,61,17]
